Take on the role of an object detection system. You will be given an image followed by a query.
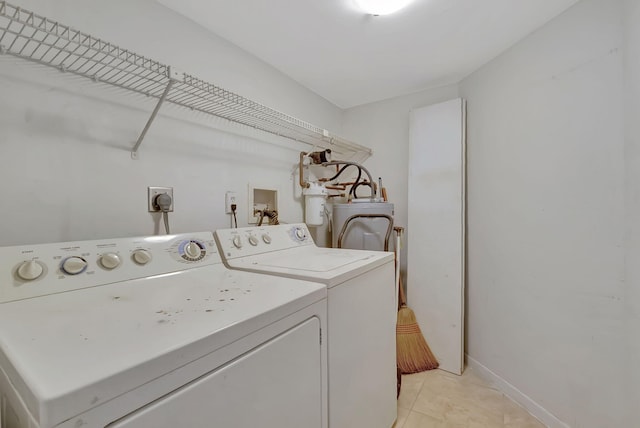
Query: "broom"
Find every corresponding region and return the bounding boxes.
[394,227,439,373]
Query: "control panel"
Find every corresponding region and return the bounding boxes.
[0,232,217,304]
[214,224,314,260]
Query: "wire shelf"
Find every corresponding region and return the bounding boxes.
[0,1,372,160]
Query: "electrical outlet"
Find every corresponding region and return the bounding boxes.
[148,187,174,212]
[225,191,237,214]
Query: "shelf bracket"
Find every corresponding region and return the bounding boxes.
[131,67,182,159]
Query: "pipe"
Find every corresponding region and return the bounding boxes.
[321,161,376,200]
[299,152,310,189]
[324,181,364,190]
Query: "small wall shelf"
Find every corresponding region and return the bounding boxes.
[0,1,372,161]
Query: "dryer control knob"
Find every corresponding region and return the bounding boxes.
[100,253,121,270]
[232,235,243,249]
[132,249,152,265]
[185,241,202,259]
[262,234,272,244]
[17,260,44,281]
[248,235,259,246]
[61,257,88,275]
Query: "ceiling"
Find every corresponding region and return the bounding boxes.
[157,0,580,109]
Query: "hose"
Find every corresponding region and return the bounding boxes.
[349,167,363,199]
[257,209,279,226]
[323,164,363,199]
[327,164,360,182]
[322,161,376,200]
[351,181,372,199]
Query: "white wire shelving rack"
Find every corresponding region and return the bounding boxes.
[0,1,372,160]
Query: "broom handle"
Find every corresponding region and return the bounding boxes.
[394,229,400,310]
[398,273,407,308]
[394,226,406,309]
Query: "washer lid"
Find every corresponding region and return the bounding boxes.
[0,265,325,428]
[226,245,394,287]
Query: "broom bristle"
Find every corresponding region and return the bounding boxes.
[396,305,439,374]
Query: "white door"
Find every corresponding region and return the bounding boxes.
[408,98,466,375]
[109,318,322,428]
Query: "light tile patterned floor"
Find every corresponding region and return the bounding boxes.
[394,368,546,428]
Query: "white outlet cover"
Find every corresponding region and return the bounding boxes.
[148,187,174,212]
[225,191,237,214]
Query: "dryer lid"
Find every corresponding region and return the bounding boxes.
[256,248,376,272]
[227,245,394,287]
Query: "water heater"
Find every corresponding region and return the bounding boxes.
[332,201,394,250]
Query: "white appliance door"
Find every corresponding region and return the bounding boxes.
[108,318,322,428]
[408,98,466,375]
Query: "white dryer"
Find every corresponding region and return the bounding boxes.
[0,232,327,428]
[215,224,397,428]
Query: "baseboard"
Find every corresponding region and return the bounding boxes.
[465,355,570,428]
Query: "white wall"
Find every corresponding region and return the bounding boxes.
[342,85,460,268]
[459,0,627,426]
[2,0,636,424]
[623,0,640,422]
[0,0,343,245]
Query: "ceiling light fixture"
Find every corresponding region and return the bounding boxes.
[354,0,415,16]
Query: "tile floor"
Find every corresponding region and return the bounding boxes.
[394,368,546,427]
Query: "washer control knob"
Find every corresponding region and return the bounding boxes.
[294,227,307,241]
[100,253,121,270]
[61,257,88,275]
[248,235,259,246]
[132,249,152,265]
[17,260,44,281]
[232,235,243,249]
[185,241,202,259]
[262,234,272,244]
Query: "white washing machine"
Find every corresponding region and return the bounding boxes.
[0,232,327,428]
[214,224,397,428]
